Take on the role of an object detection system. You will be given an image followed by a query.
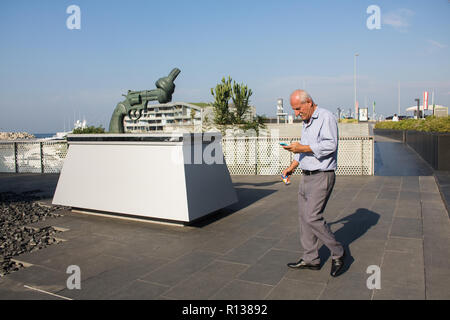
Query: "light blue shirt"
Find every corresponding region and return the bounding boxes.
[294,107,338,171]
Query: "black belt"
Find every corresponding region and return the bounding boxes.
[302,169,335,175]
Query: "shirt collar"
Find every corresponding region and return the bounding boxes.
[304,106,319,127]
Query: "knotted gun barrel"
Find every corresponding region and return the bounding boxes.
[108,68,181,133]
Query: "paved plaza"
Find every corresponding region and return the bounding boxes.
[0,136,449,300]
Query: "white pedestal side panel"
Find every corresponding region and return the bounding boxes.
[52,133,237,223]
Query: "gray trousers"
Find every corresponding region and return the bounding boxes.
[298,171,344,264]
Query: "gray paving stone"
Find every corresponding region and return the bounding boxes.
[319,272,373,300]
[419,176,440,193]
[211,279,273,300]
[4,265,68,294]
[16,241,74,265]
[92,239,164,261]
[385,237,423,253]
[422,199,446,211]
[267,278,325,300]
[377,191,399,201]
[273,231,302,252]
[16,234,112,265]
[342,247,384,274]
[1,173,448,300]
[55,255,169,299]
[196,232,250,255]
[141,250,218,287]
[161,260,247,300]
[229,222,268,239]
[284,263,331,284]
[238,249,298,286]
[256,222,297,239]
[424,267,450,300]
[221,237,279,265]
[422,206,450,223]
[383,177,402,187]
[372,282,425,300]
[423,222,450,239]
[325,201,352,216]
[240,209,282,231]
[116,232,206,260]
[401,177,420,192]
[390,217,423,239]
[19,246,127,279]
[0,277,64,300]
[420,192,443,203]
[353,192,379,202]
[398,192,421,207]
[275,210,298,222]
[356,224,390,241]
[423,239,450,269]
[395,204,421,219]
[332,189,359,202]
[105,279,169,300]
[371,200,396,216]
[380,251,425,289]
[348,238,386,251]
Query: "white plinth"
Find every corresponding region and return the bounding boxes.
[52,133,238,224]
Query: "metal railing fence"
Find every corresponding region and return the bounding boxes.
[0,137,373,175]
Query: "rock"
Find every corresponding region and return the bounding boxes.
[0,191,64,277]
[0,132,36,140]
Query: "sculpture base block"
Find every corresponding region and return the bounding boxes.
[52,133,238,224]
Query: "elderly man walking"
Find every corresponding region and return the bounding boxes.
[282,90,345,277]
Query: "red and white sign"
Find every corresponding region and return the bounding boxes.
[423,91,429,110]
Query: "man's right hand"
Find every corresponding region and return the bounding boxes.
[282,168,292,177]
[283,160,299,177]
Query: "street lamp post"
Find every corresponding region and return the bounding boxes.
[415,98,420,119]
[354,53,359,120]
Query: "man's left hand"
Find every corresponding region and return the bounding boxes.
[283,142,312,154]
[283,142,302,153]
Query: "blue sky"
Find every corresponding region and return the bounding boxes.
[0,0,449,133]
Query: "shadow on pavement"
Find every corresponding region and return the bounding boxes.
[233,179,283,187]
[374,141,433,176]
[318,208,380,274]
[0,173,59,200]
[435,171,450,218]
[190,187,278,227]
[0,190,45,204]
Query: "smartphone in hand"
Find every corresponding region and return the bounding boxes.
[279,142,288,146]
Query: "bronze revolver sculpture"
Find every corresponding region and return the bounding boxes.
[108,68,181,133]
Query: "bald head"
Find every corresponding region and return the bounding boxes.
[290,89,316,121]
[290,90,314,106]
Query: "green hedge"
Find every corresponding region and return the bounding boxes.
[339,119,359,123]
[374,116,450,133]
[72,126,106,134]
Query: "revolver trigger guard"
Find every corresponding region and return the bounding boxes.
[136,109,142,120]
[128,109,142,121]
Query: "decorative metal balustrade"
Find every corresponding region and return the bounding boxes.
[0,141,68,173]
[0,136,373,175]
[222,136,373,176]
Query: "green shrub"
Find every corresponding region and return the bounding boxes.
[189,102,211,108]
[339,119,359,124]
[374,116,450,133]
[72,125,106,134]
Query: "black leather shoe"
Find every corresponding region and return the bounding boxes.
[287,259,320,270]
[330,252,346,277]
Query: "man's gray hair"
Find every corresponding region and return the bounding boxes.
[299,90,315,105]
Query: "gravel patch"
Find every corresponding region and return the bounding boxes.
[1,191,65,277]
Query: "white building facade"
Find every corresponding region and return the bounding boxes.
[124,102,203,132]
